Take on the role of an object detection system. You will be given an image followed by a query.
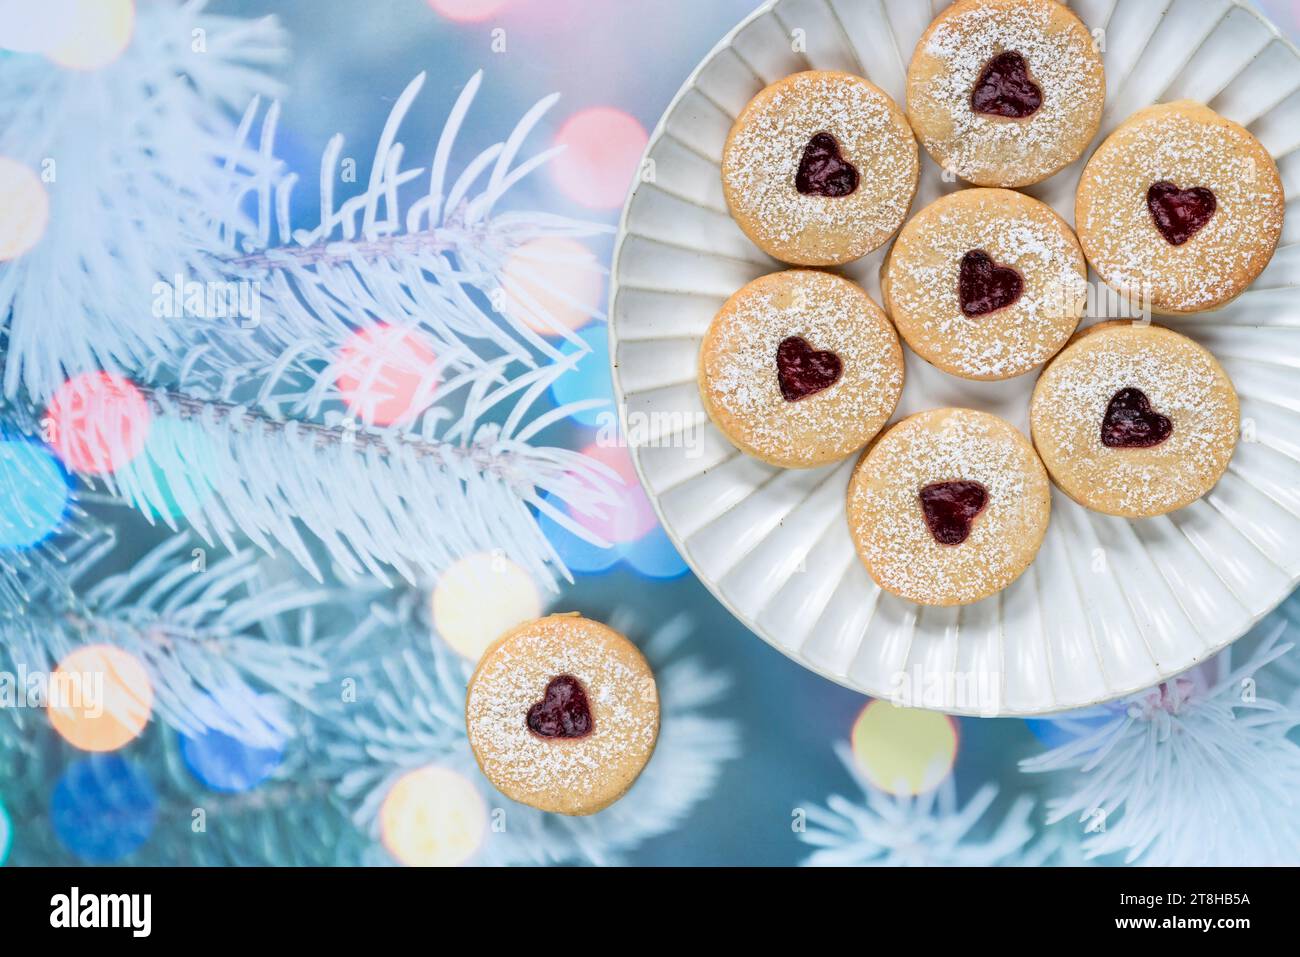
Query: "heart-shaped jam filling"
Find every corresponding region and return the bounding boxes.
[959,250,1023,317]
[795,132,859,198]
[526,675,593,739]
[970,51,1043,119]
[1101,387,1172,448]
[776,335,842,401]
[1147,181,1216,246]
[920,481,988,546]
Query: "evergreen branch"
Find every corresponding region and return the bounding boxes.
[0,0,287,402]
[1,534,331,741]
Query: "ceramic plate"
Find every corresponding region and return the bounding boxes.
[609,0,1300,715]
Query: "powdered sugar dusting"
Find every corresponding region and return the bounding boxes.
[885,188,1087,379]
[722,71,918,264]
[466,615,658,809]
[1076,102,1285,313]
[701,271,903,467]
[908,0,1104,186]
[847,408,1049,606]
[1030,323,1239,516]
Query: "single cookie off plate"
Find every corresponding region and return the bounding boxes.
[610,0,1300,715]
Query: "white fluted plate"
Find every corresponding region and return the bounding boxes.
[609,0,1300,715]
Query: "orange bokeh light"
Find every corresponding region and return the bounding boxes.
[380,765,488,867]
[45,372,151,475]
[335,325,440,427]
[551,107,649,210]
[0,157,50,261]
[47,0,134,71]
[499,237,603,337]
[426,0,512,21]
[48,644,154,752]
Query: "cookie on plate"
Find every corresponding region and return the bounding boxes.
[699,270,904,468]
[465,614,659,816]
[1030,321,1239,517]
[1075,100,1284,315]
[906,0,1105,187]
[882,187,1088,380]
[721,70,919,266]
[846,407,1051,606]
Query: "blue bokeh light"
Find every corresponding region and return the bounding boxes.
[51,755,157,863]
[538,492,621,574]
[180,726,287,794]
[547,325,615,429]
[623,525,689,579]
[0,795,11,865]
[179,690,290,793]
[0,440,70,548]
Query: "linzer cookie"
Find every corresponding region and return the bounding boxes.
[846,408,1051,606]
[465,614,659,816]
[721,70,919,266]
[1030,322,1239,517]
[699,270,904,468]
[882,188,1088,380]
[906,0,1105,187]
[1075,101,1284,314]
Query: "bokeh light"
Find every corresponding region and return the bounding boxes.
[539,490,687,579]
[180,725,287,794]
[0,157,50,261]
[380,765,488,867]
[50,755,156,863]
[45,372,151,475]
[46,0,134,71]
[551,107,649,210]
[571,442,658,544]
[850,700,959,796]
[180,689,289,793]
[0,0,79,53]
[432,551,542,661]
[117,416,215,522]
[499,237,603,336]
[622,526,688,579]
[335,324,440,426]
[48,644,154,753]
[1024,712,1112,749]
[0,440,69,548]
[538,491,622,575]
[547,324,613,428]
[426,0,511,21]
[0,796,11,865]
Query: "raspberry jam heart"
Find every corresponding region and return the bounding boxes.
[795,132,859,198]
[1101,387,1173,448]
[776,335,842,401]
[959,250,1023,317]
[920,481,989,546]
[1147,181,1216,246]
[970,51,1043,119]
[526,675,593,739]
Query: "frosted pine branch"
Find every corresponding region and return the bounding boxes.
[0,0,286,402]
[1,534,330,741]
[800,744,1047,867]
[81,376,620,588]
[194,70,613,406]
[1021,624,1300,865]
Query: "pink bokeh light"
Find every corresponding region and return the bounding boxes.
[425,0,512,23]
[551,107,649,210]
[569,442,658,544]
[335,325,440,427]
[45,372,151,475]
